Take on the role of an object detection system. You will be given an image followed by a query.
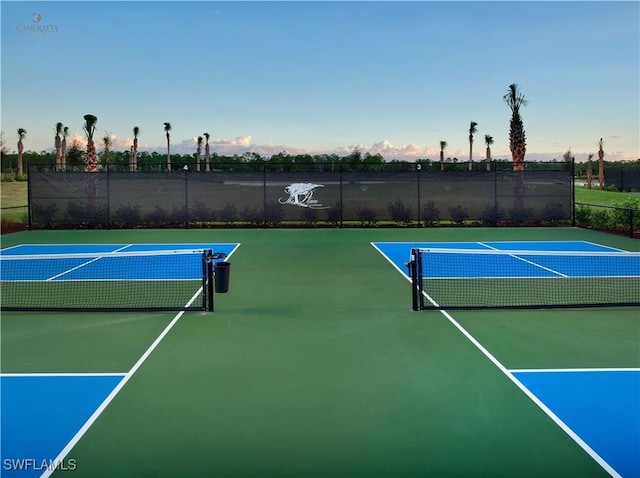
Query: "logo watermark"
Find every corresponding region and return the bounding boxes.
[3,458,77,472]
[17,13,58,33]
[279,183,329,209]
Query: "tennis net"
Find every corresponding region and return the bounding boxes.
[407,248,640,310]
[1,249,215,311]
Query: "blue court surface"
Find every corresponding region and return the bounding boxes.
[372,240,640,478]
[0,243,239,282]
[1,243,239,477]
[1,375,125,478]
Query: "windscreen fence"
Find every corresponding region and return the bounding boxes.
[27,162,573,229]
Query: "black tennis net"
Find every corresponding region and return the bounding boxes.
[407,248,640,310]
[0,249,216,311]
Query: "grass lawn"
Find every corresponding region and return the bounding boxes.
[575,186,638,207]
[0,180,29,223]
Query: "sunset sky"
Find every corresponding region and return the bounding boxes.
[2,1,638,162]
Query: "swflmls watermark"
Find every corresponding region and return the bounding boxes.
[17,12,58,33]
[3,457,77,472]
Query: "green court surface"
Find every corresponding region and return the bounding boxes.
[1,227,638,477]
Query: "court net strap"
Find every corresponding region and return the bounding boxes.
[408,247,640,310]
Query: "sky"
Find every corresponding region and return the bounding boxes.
[1,1,639,162]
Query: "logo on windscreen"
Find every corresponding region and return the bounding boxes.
[279,183,329,209]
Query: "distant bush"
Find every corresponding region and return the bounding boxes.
[422,201,440,227]
[388,198,412,225]
[541,201,567,224]
[326,202,342,226]
[113,203,141,224]
[301,207,319,225]
[264,200,285,225]
[479,204,502,226]
[449,205,469,225]
[356,206,377,226]
[219,202,238,224]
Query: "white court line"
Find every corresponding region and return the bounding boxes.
[1,373,126,378]
[40,292,200,478]
[430,301,622,478]
[370,242,622,478]
[46,244,133,281]
[476,242,569,277]
[510,368,640,374]
[39,245,240,478]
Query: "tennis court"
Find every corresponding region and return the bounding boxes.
[1,228,638,477]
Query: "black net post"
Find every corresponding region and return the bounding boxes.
[202,250,207,310]
[206,249,214,311]
[408,248,419,311]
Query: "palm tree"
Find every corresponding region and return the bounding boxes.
[83,114,98,173]
[586,153,594,189]
[503,83,528,171]
[204,133,210,171]
[83,115,99,207]
[131,126,140,172]
[439,141,447,171]
[196,135,203,172]
[164,122,172,170]
[61,126,69,170]
[16,128,26,176]
[597,138,605,190]
[54,122,63,171]
[468,122,478,171]
[102,133,112,166]
[484,134,493,171]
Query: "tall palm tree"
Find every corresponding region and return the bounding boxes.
[468,122,478,171]
[204,132,211,171]
[83,115,98,207]
[16,128,26,176]
[586,153,594,189]
[439,140,447,171]
[484,134,493,171]
[196,135,203,172]
[102,134,112,167]
[61,126,69,170]
[131,126,140,172]
[164,122,172,170]
[597,138,605,190]
[503,83,528,171]
[83,114,98,173]
[54,122,63,171]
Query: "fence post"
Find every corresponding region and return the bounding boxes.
[416,162,421,228]
[339,165,343,228]
[572,157,576,226]
[27,165,32,230]
[261,163,266,226]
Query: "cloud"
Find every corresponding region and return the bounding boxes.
[64,133,635,163]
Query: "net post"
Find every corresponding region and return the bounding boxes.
[408,248,419,311]
[206,249,214,311]
[202,250,207,310]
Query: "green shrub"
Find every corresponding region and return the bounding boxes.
[422,201,440,227]
[449,205,469,225]
[479,204,502,226]
[590,209,615,230]
[355,206,377,226]
[575,205,592,225]
[219,202,238,224]
[387,198,412,225]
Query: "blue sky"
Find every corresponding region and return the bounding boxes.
[1,1,639,162]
